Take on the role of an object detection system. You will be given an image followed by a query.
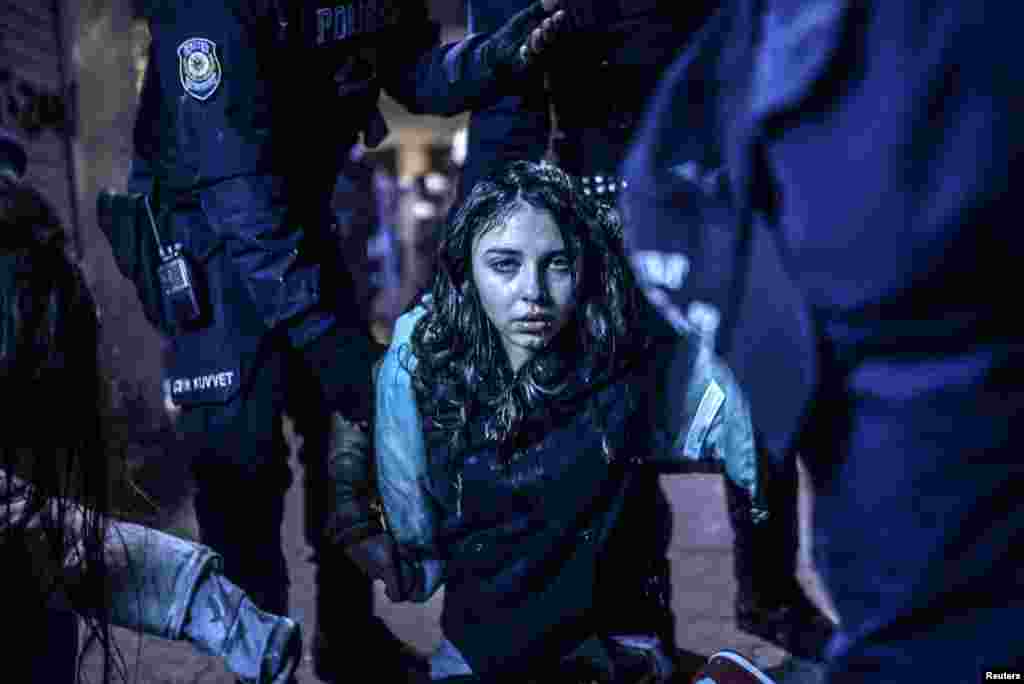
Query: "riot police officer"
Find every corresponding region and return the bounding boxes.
[623,1,1024,681]
[99,1,564,681]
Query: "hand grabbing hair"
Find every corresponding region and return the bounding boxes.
[485,0,568,77]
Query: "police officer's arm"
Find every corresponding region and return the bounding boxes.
[95,51,172,337]
[464,1,554,193]
[377,0,564,116]
[129,39,162,194]
[324,410,407,601]
[96,186,169,336]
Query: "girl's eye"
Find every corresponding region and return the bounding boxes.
[549,256,571,271]
[490,259,518,273]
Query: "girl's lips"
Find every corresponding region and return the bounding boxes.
[514,311,555,322]
[514,319,554,332]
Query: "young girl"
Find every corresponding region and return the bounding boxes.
[373,161,775,682]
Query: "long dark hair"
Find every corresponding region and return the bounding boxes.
[409,161,649,462]
[0,176,121,682]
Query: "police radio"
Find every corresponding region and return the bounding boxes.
[143,194,203,327]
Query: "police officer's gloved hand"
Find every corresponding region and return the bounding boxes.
[325,412,383,540]
[324,411,407,601]
[345,532,405,601]
[183,571,303,684]
[483,0,566,78]
[322,411,408,600]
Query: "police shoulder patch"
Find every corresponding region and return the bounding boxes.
[177,37,222,101]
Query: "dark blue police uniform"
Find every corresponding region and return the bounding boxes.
[623,1,1024,681]
[126,1,561,680]
[129,1,435,679]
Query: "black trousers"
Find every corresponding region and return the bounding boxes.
[178,331,375,629]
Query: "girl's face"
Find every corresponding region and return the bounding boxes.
[471,203,579,373]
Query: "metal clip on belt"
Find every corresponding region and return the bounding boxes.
[579,175,629,197]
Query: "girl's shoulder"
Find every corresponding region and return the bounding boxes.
[391,296,432,345]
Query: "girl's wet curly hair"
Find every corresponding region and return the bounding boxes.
[408,161,650,462]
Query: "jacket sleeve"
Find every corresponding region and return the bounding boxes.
[642,328,766,522]
[101,522,222,641]
[698,350,766,523]
[374,302,445,602]
[131,40,163,176]
[96,185,171,336]
[378,1,546,118]
[98,49,172,335]
[379,29,503,116]
[97,522,302,684]
[460,91,550,197]
[379,1,550,196]
[456,1,550,194]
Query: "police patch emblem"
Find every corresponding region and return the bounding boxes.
[177,37,221,101]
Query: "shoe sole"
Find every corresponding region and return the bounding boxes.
[705,650,777,684]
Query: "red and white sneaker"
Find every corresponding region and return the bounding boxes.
[691,650,778,684]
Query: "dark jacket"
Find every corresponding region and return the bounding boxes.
[619,3,816,466]
[622,1,1024,679]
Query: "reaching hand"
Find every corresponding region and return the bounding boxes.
[522,1,568,66]
[346,532,405,601]
[486,0,567,77]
